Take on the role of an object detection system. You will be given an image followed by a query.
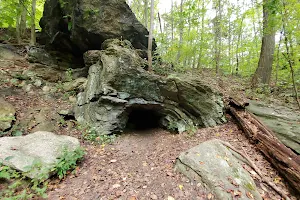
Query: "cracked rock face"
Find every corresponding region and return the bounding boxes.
[175,139,262,200]
[74,39,226,135]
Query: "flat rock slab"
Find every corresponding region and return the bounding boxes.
[0,98,16,132]
[175,139,261,200]
[246,100,300,154]
[0,131,80,179]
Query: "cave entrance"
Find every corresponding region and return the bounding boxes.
[126,108,162,131]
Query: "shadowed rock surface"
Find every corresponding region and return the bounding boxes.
[39,0,155,57]
[75,39,226,135]
[175,139,262,200]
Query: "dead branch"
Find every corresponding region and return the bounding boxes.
[220,140,291,200]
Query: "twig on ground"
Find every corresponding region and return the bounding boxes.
[219,140,291,200]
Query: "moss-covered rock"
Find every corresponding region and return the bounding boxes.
[74,39,226,135]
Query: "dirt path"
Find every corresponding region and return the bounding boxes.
[47,120,296,200]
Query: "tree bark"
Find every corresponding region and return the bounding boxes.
[144,0,148,29]
[30,0,37,46]
[20,0,27,35]
[213,0,222,75]
[16,11,21,44]
[147,0,154,72]
[176,0,184,62]
[228,99,300,194]
[197,0,205,69]
[251,0,276,87]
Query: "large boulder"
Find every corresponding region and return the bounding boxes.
[39,0,155,57]
[0,131,80,179]
[0,98,16,132]
[75,39,226,135]
[246,100,300,154]
[175,139,262,200]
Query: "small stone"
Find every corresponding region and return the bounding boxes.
[24,84,32,92]
[112,184,121,189]
[167,196,175,200]
[150,194,158,200]
[69,96,77,103]
[110,159,117,163]
[166,172,173,177]
[42,86,51,93]
[34,79,42,87]
[19,80,26,87]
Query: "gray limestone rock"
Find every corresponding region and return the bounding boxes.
[175,139,262,200]
[74,39,226,135]
[0,131,80,179]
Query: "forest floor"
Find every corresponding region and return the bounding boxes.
[0,47,299,200]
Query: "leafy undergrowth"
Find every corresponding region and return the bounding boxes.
[0,147,85,199]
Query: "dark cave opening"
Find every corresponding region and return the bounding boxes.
[126,108,162,130]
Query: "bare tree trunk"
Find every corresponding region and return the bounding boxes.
[197,0,205,69]
[16,12,21,44]
[213,0,222,75]
[30,0,37,46]
[144,0,148,29]
[157,12,163,34]
[176,0,184,62]
[275,31,283,86]
[147,0,154,72]
[171,0,174,42]
[251,0,276,87]
[20,0,27,35]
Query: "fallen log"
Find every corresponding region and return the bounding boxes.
[228,97,249,109]
[227,98,300,194]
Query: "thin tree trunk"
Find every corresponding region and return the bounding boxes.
[275,31,283,86]
[147,0,154,72]
[20,0,27,35]
[197,0,205,69]
[171,0,174,42]
[144,0,148,29]
[214,0,222,75]
[176,0,184,62]
[157,12,163,34]
[16,11,21,44]
[30,0,37,46]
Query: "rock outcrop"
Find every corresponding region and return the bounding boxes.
[39,0,155,58]
[75,39,226,135]
[0,98,16,132]
[175,139,262,200]
[0,131,80,179]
